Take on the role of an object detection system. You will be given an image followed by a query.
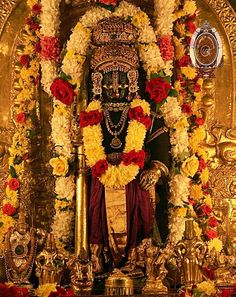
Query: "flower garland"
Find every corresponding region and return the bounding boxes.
[0,0,41,251]
[40,0,61,94]
[173,0,222,249]
[81,99,151,188]
[46,0,177,249]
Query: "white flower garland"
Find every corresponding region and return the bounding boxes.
[41,0,191,251]
[40,0,61,94]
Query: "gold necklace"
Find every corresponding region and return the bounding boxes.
[103,105,130,149]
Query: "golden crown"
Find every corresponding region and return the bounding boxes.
[92,17,137,46]
[90,45,139,73]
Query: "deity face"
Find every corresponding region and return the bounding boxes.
[102,71,129,102]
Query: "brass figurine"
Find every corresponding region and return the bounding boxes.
[175,220,207,289]
[35,233,66,285]
[138,239,169,295]
[3,206,38,287]
[68,255,93,295]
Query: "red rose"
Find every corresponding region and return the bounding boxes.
[92,160,108,177]
[2,203,17,216]
[198,158,207,172]
[178,55,191,67]
[205,229,218,239]
[200,204,212,216]
[32,3,41,15]
[181,103,193,115]
[194,83,201,92]
[195,117,204,126]
[146,77,172,103]
[80,110,103,127]
[20,55,30,67]
[208,217,218,228]
[99,0,117,6]
[50,78,76,106]
[122,150,145,168]
[16,112,27,124]
[128,106,151,129]
[186,21,196,34]
[233,283,236,293]
[8,178,20,191]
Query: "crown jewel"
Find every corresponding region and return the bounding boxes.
[91,45,139,73]
[92,17,137,46]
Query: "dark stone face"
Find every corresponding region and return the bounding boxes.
[102,71,129,102]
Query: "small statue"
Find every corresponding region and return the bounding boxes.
[214,250,236,285]
[35,233,66,285]
[4,206,39,287]
[138,239,169,294]
[67,255,93,295]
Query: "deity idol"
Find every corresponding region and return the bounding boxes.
[80,17,170,275]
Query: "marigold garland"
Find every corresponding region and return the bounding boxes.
[0,1,41,251]
[82,99,150,188]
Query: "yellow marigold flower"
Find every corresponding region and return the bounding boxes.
[204,195,212,207]
[132,11,149,28]
[174,10,186,20]
[74,22,91,34]
[24,44,35,55]
[174,80,181,93]
[27,0,38,7]
[200,168,209,184]
[208,238,223,252]
[181,66,197,80]
[49,156,69,177]
[5,186,18,201]
[14,163,25,176]
[197,78,203,86]
[196,147,208,161]
[65,49,76,60]
[35,283,57,297]
[190,184,203,200]
[175,23,186,36]
[177,207,187,217]
[86,100,102,112]
[27,99,36,111]
[197,280,216,296]
[181,155,199,177]
[174,117,189,130]
[8,157,14,166]
[193,221,202,238]
[130,99,150,115]
[183,1,197,15]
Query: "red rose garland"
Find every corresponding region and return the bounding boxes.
[145,77,172,104]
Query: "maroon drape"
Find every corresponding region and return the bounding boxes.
[89,177,152,249]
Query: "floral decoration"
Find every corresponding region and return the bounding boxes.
[81,99,150,188]
[0,0,41,251]
[0,283,29,297]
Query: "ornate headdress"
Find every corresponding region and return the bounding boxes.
[91,17,140,100]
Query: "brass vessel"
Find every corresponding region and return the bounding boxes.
[105,269,133,295]
[175,220,207,288]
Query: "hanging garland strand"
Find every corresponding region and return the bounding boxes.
[0,0,41,250]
